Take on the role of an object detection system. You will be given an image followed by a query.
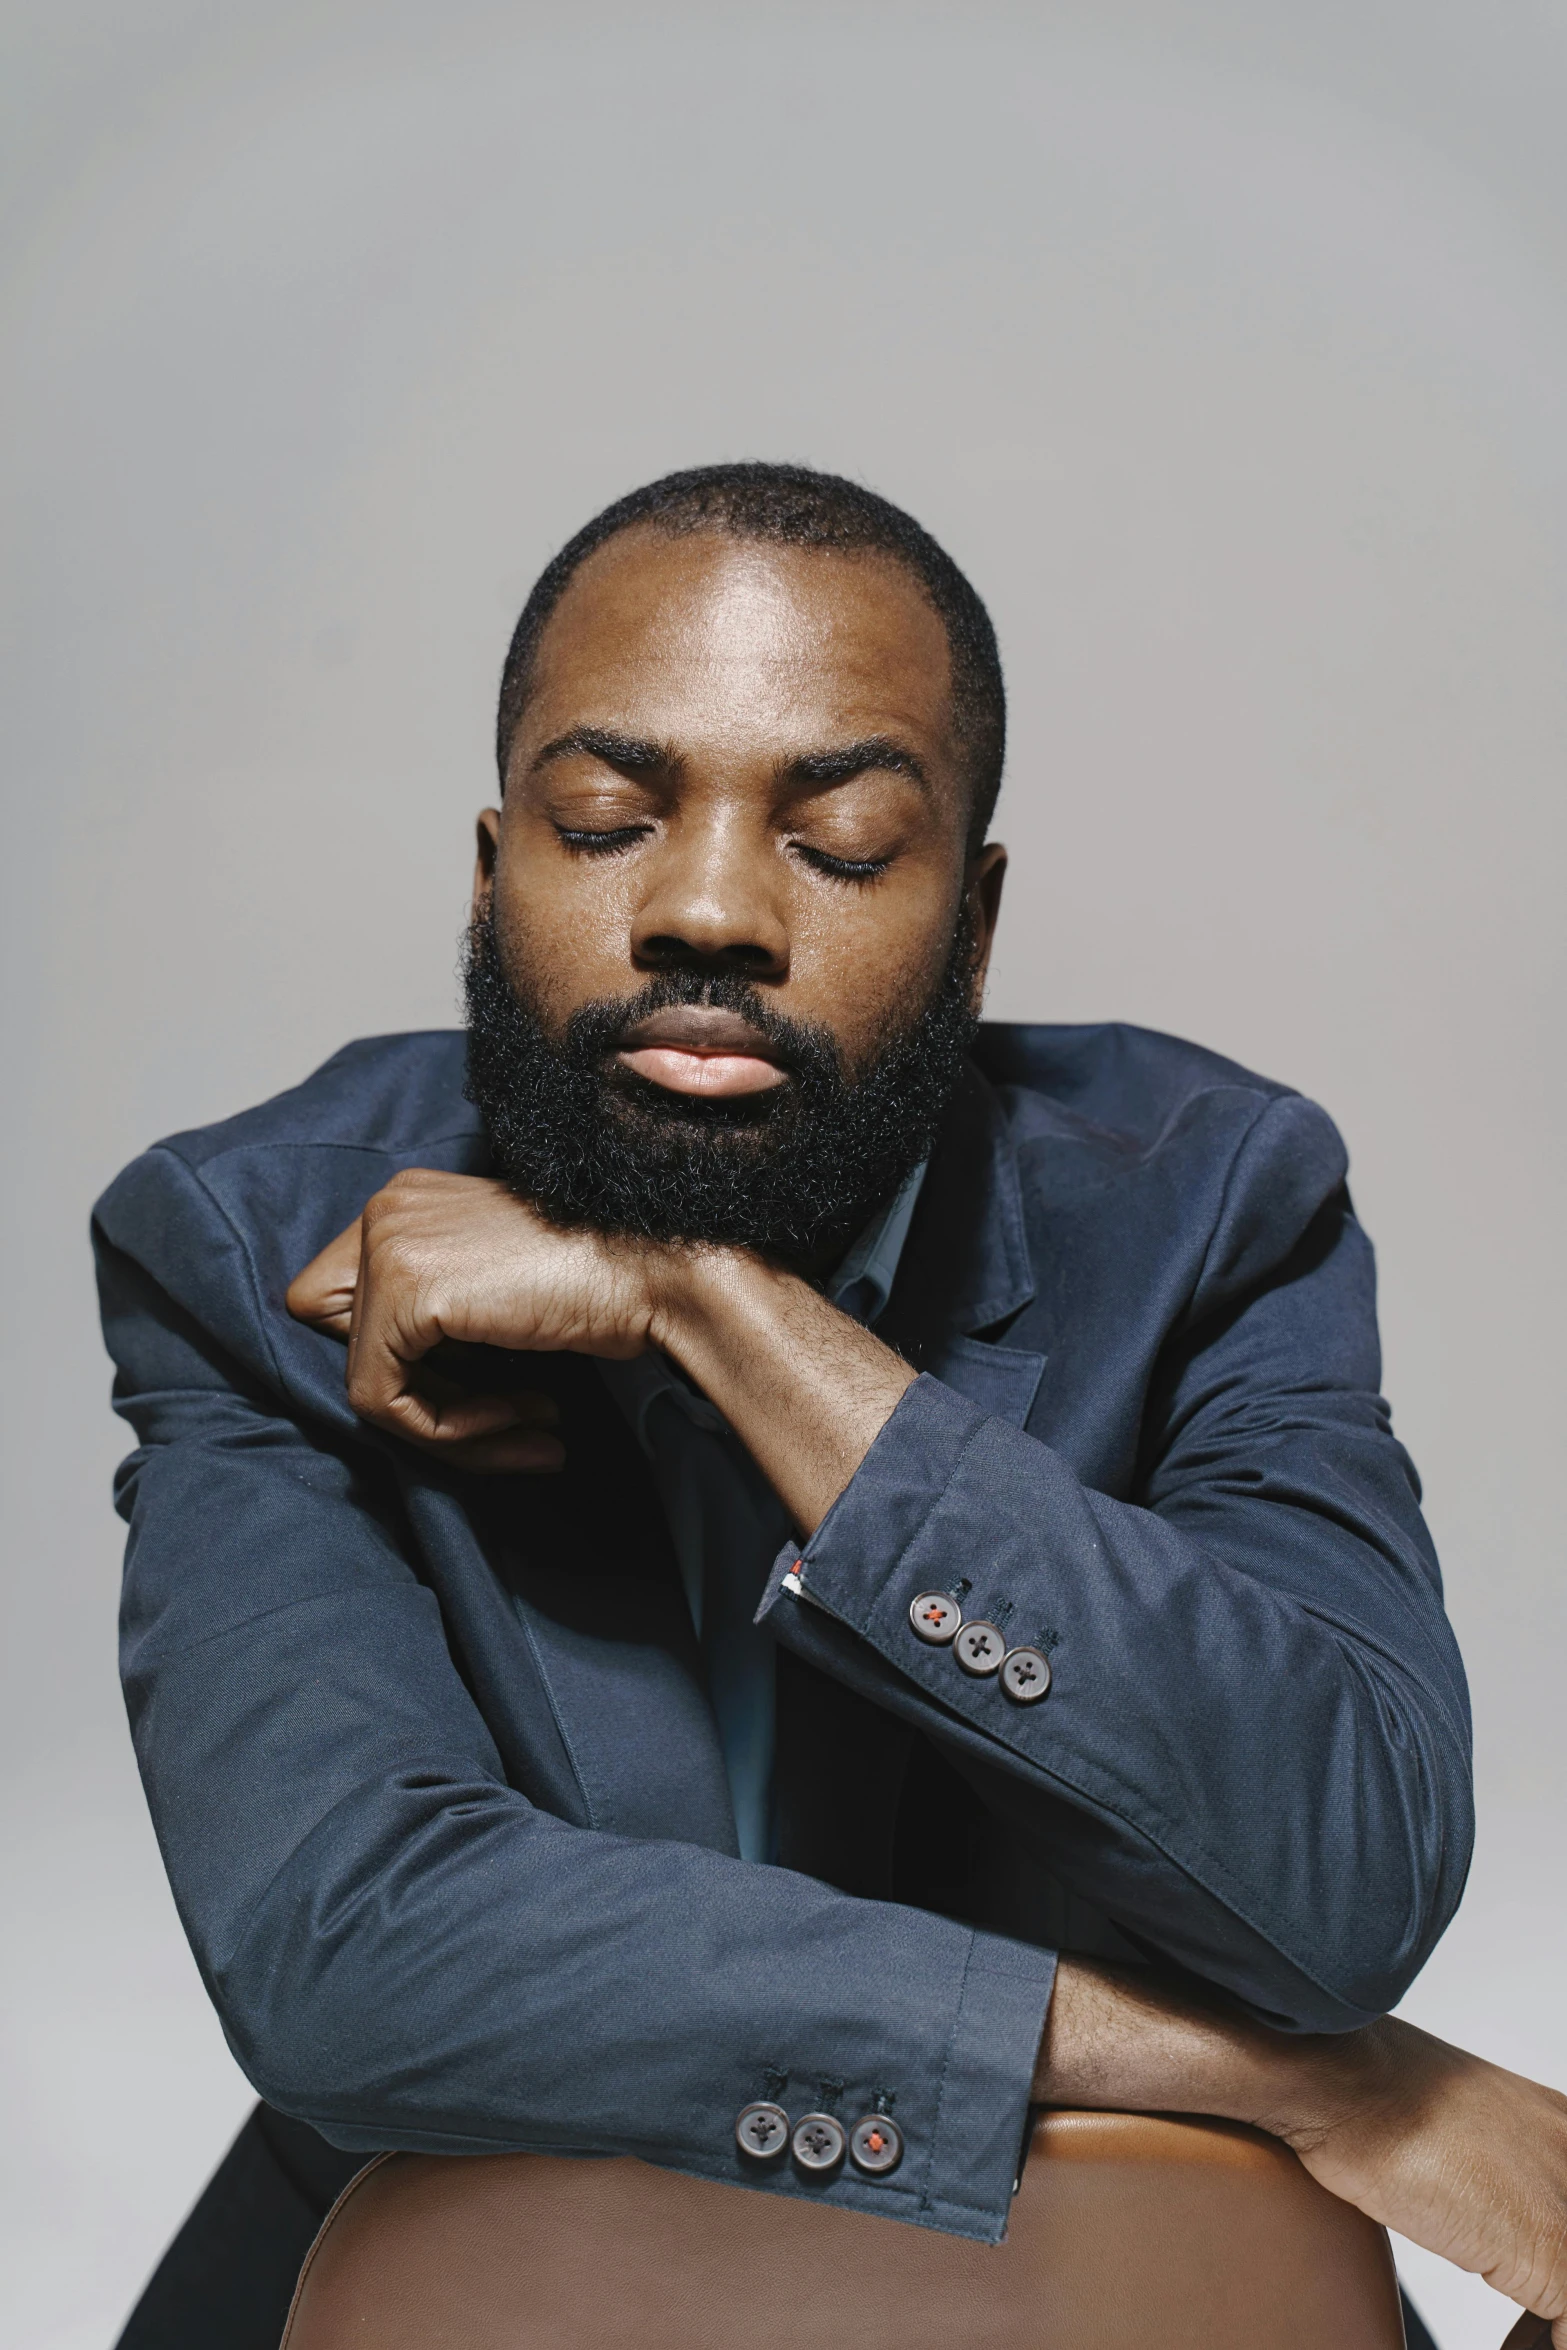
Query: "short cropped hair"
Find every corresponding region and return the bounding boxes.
[495,462,1005,851]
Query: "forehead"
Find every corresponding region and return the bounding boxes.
[517,527,957,762]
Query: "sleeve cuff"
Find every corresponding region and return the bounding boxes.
[920,1930,1057,2240]
[801,1375,990,1628]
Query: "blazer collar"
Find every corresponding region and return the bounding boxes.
[881,1061,1034,1344]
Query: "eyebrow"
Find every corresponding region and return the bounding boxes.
[527,725,930,793]
[529,724,670,776]
[783,737,931,792]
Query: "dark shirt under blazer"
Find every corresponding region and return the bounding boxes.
[93,1021,1472,2244]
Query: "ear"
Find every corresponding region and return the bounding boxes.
[963,842,1008,1012]
[472,808,501,920]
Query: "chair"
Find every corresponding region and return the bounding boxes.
[280,2107,1407,2348]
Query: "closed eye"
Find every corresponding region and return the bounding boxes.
[554,824,652,856]
[791,842,893,883]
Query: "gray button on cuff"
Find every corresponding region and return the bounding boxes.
[1000,1645,1051,1703]
[791,2112,847,2172]
[735,2101,790,2161]
[848,2114,904,2175]
[953,1619,1005,1676]
[909,1591,961,1644]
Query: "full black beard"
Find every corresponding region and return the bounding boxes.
[462,906,978,1261]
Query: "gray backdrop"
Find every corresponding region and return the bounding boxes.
[3,5,1563,2345]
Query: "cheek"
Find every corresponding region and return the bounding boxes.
[492,860,639,1028]
[788,879,962,1054]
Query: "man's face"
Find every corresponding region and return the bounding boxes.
[467,527,1006,1254]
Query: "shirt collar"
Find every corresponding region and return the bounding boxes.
[825,1158,928,1326]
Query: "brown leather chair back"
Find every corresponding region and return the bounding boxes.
[282,2109,1406,2349]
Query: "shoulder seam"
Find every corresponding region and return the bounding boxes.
[1152,1079,1286,1163]
[1190,1092,1305,1300]
[1006,1077,1284,1171]
[154,1145,290,1396]
[163,1128,480,1175]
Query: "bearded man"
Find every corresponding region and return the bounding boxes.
[97,465,1567,2349]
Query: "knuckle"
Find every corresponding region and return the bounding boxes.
[368,1168,435,1226]
[364,1220,419,1277]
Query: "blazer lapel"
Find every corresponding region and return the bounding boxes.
[920,1331,1046,1427]
[505,1564,738,1853]
[880,1063,1047,1429]
[397,1356,738,1857]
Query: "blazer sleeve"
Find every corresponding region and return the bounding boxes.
[760,1095,1474,2033]
[93,1144,1054,2245]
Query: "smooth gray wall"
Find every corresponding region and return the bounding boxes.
[3,6,1563,2344]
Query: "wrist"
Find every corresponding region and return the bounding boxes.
[1259,2016,1470,2156]
[639,1244,914,1534]
[1166,2011,1418,2155]
[641,1240,763,1363]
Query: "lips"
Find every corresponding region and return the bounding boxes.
[615,1006,788,1099]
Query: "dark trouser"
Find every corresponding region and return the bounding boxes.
[115,2106,363,2349]
[115,2103,1444,2349]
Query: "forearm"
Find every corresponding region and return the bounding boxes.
[1036,1957,1541,2189]
[650,1247,914,1534]
[1032,1957,1355,2140]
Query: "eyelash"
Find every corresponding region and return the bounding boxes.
[552,826,890,883]
[554,825,651,856]
[793,843,892,884]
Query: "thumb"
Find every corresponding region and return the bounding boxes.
[286,1215,365,1338]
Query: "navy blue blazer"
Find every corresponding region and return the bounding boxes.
[93,1023,1472,2244]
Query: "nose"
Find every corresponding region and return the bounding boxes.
[629,806,790,981]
